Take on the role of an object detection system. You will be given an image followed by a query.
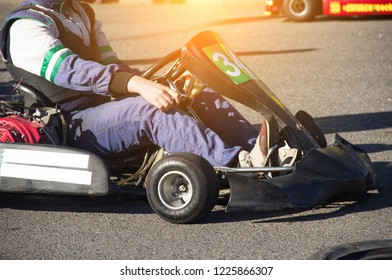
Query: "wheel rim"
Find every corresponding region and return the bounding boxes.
[157,171,193,210]
[288,0,308,16]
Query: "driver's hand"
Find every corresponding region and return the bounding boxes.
[127,75,181,111]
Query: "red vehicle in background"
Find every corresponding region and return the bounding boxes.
[265,0,392,21]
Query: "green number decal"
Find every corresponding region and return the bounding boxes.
[203,44,257,84]
[212,52,242,78]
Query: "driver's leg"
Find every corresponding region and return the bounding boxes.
[191,89,258,151]
[67,95,242,167]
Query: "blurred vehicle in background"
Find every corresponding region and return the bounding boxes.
[265,0,392,21]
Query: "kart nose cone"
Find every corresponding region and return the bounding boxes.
[226,134,375,212]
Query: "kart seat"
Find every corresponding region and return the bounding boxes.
[4,80,156,177]
[8,80,55,108]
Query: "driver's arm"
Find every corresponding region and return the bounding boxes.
[9,18,179,111]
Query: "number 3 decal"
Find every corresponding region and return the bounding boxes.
[212,52,241,77]
[203,44,253,84]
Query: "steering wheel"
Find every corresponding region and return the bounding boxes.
[142,49,184,81]
[142,49,206,123]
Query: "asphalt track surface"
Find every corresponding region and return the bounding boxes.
[0,0,391,260]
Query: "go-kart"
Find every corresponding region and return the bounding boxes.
[0,30,375,224]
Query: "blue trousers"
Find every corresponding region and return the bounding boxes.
[67,91,257,167]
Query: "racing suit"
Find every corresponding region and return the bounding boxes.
[0,0,257,166]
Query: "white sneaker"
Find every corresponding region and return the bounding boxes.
[238,118,278,167]
[238,150,253,167]
[278,143,298,166]
[248,134,267,167]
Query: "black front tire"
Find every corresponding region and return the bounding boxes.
[296,110,327,148]
[146,153,219,224]
[282,0,322,22]
[310,240,392,260]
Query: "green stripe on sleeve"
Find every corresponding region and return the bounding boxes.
[99,45,113,53]
[40,44,66,78]
[49,50,73,82]
[99,56,119,65]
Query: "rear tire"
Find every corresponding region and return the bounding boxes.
[282,0,321,22]
[146,153,219,224]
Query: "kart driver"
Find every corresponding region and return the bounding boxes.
[0,0,272,168]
